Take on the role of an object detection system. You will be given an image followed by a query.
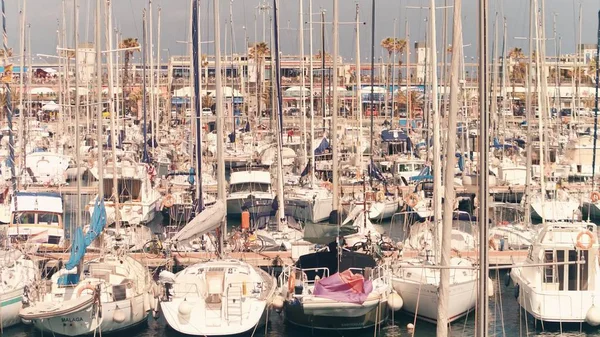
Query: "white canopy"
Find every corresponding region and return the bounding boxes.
[42,101,60,111]
[29,87,55,95]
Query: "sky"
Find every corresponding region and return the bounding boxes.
[3,0,600,64]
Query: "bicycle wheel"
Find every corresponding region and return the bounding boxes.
[142,240,163,259]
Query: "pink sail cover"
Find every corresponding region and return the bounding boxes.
[313,269,373,304]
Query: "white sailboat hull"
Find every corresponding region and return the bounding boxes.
[285,194,333,223]
[392,277,477,323]
[28,294,148,336]
[226,192,274,217]
[512,270,600,323]
[161,298,268,336]
[91,198,161,225]
[1,288,25,329]
[368,200,399,221]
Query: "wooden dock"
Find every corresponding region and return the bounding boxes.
[30,249,528,271]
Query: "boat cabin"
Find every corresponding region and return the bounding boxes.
[529,223,597,292]
[7,192,64,245]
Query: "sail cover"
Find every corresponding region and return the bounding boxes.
[171,200,226,242]
[59,198,107,285]
[313,269,373,304]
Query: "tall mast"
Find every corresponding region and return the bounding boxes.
[74,0,82,238]
[429,0,441,249]
[299,0,306,168]
[142,10,149,163]
[320,9,325,133]
[369,0,375,187]
[192,0,203,211]
[476,0,490,334]
[592,10,599,191]
[156,7,161,133]
[534,0,546,223]
[114,30,119,134]
[214,0,226,252]
[405,20,410,128]
[272,0,286,231]
[148,0,155,158]
[331,0,339,219]
[309,0,315,187]
[2,0,17,234]
[96,0,103,200]
[524,0,534,224]
[105,0,120,230]
[355,4,362,168]
[491,13,498,135]
[390,19,396,121]
[438,0,461,333]
[18,0,26,186]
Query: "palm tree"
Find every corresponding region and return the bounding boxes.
[314,51,332,61]
[249,42,270,117]
[381,38,406,110]
[202,94,214,111]
[0,48,13,58]
[508,47,524,60]
[508,48,526,100]
[118,38,140,95]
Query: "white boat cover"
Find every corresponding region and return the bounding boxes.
[171,200,226,243]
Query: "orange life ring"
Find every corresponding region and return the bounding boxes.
[287,271,296,295]
[591,192,600,203]
[576,230,595,250]
[162,194,175,208]
[77,284,97,297]
[405,193,419,208]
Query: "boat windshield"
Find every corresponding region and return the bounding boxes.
[230,183,270,193]
[12,212,61,226]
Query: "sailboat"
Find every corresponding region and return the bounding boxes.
[509,221,600,325]
[20,200,156,335]
[0,249,37,329]
[391,1,478,324]
[284,0,333,224]
[20,4,156,334]
[277,245,394,330]
[158,3,276,336]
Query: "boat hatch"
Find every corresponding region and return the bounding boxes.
[543,249,592,291]
[206,271,225,303]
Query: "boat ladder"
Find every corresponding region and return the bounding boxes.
[226,285,243,324]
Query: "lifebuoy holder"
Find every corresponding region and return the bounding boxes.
[162,194,175,208]
[77,284,97,297]
[576,230,595,250]
[405,193,419,208]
